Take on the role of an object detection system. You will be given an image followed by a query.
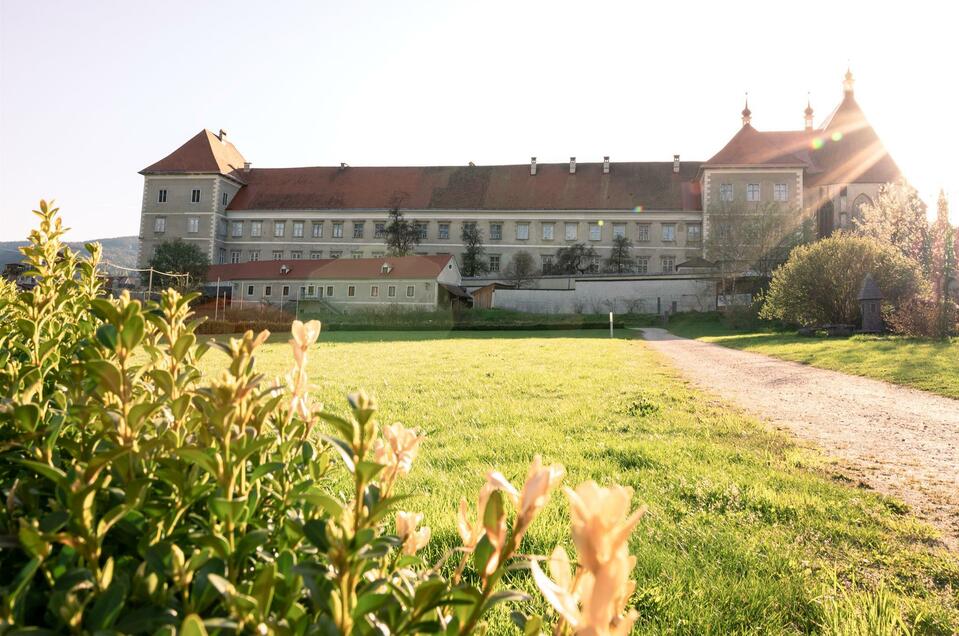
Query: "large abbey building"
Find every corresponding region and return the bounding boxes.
[137,70,900,282]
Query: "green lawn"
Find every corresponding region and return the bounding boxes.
[666,314,959,400]
[202,330,959,634]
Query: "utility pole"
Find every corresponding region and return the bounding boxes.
[214,277,221,320]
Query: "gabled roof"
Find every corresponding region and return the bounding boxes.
[141,129,248,177]
[807,92,901,186]
[206,254,455,282]
[225,161,703,212]
[704,90,901,187]
[704,124,810,167]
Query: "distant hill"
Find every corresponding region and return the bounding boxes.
[0,236,139,271]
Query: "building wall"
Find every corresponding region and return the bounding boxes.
[804,182,883,235]
[138,174,242,268]
[493,277,717,314]
[228,277,442,310]
[219,209,704,274]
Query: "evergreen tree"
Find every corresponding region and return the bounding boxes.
[460,223,489,277]
[384,208,420,256]
[552,243,598,275]
[605,236,635,273]
[149,238,209,288]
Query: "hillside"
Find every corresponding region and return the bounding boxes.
[0,236,138,270]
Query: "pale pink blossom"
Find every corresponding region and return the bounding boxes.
[395,511,431,555]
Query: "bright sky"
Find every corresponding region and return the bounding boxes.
[1,0,956,240]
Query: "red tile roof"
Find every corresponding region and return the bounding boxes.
[225,162,703,212]
[206,254,454,282]
[141,129,248,177]
[704,93,900,186]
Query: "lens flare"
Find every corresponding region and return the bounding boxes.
[597,220,604,226]
[811,137,824,150]
[831,131,843,142]
[634,205,644,213]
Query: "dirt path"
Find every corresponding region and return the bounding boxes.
[639,327,959,549]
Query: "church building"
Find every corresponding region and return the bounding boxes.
[137,70,900,285]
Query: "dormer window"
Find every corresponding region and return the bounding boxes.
[381,263,392,275]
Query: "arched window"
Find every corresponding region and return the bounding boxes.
[852,194,873,219]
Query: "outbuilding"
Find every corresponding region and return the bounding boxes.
[206,254,464,311]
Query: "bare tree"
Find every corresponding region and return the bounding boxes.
[705,201,810,301]
[853,179,929,273]
[502,250,538,288]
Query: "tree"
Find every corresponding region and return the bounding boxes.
[853,179,929,272]
[705,201,810,301]
[551,243,598,275]
[384,208,420,256]
[928,190,957,335]
[503,250,538,288]
[605,236,634,273]
[760,235,926,326]
[460,223,489,277]
[149,238,209,288]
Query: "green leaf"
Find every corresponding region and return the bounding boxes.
[174,448,218,477]
[87,577,129,629]
[303,519,330,551]
[252,562,276,614]
[86,359,123,395]
[298,491,344,518]
[15,458,67,484]
[318,435,355,472]
[12,403,40,431]
[482,589,529,612]
[209,497,247,524]
[249,461,283,483]
[95,324,119,350]
[353,592,392,618]
[90,298,119,322]
[236,529,269,562]
[18,520,48,558]
[355,460,386,484]
[473,535,495,578]
[172,333,196,361]
[180,614,209,636]
[319,412,356,441]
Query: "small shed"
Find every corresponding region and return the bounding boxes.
[858,274,884,333]
[471,282,515,309]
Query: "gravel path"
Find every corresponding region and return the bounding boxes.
[639,327,959,549]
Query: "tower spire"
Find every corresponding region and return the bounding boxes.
[804,92,814,130]
[843,66,855,95]
[741,92,752,127]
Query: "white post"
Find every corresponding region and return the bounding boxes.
[214,277,220,321]
[296,291,300,320]
[609,311,614,338]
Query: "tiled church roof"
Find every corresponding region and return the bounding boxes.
[141,130,248,177]
[226,161,703,212]
[704,89,900,186]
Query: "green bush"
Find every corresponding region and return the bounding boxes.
[760,235,926,326]
[0,203,645,634]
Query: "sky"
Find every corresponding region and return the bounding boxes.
[1,0,957,241]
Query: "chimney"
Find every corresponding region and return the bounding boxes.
[569,157,576,174]
[340,162,349,170]
[218,129,227,142]
[603,156,610,174]
[243,161,252,172]
[672,154,680,173]
[530,156,537,176]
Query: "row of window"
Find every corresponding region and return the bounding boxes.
[156,188,229,206]
[718,183,790,203]
[248,283,417,299]
[205,219,701,243]
[486,254,676,274]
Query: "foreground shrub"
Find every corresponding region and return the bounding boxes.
[761,235,926,326]
[0,204,647,634]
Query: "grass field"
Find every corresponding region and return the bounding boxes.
[666,314,959,400]
[201,329,959,634]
